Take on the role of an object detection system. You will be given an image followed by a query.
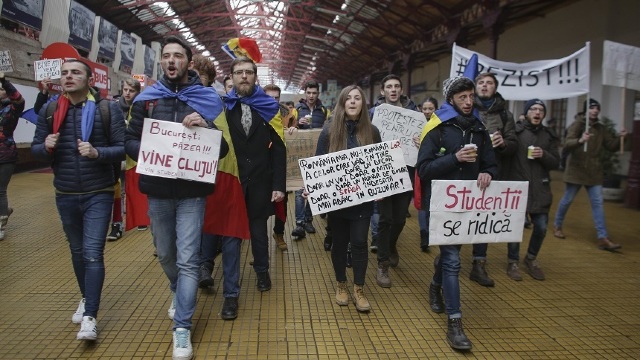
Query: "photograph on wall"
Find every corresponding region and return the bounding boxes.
[1,0,45,30]
[98,18,118,60]
[143,46,156,77]
[68,0,96,51]
[119,32,135,74]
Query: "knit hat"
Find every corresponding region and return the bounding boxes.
[523,98,546,115]
[583,98,600,112]
[442,76,474,101]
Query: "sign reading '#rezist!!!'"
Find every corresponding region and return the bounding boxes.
[299,140,412,215]
[429,180,529,245]
[137,118,222,184]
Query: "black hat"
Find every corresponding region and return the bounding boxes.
[583,98,601,112]
[523,98,546,115]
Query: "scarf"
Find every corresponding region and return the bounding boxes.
[223,85,279,127]
[134,81,223,122]
[53,91,96,141]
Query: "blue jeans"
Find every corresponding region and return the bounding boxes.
[56,192,113,318]
[370,202,379,239]
[219,236,242,298]
[433,245,463,317]
[148,196,205,330]
[294,189,312,224]
[555,183,607,239]
[508,213,548,262]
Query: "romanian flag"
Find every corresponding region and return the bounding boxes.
[124,159,150,231]
[204,85,284,239]
[221,38,262,63]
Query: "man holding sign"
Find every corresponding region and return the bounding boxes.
[125,36,228,360]
[417,76,497,351]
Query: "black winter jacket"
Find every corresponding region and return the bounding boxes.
[125,72,229,199]
[31,94,125,192]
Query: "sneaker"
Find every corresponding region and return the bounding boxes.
[172,328,193,360]
[506,262,523,281]
[168,293,176,319]
[72,298,86,324]
[137,225,148,231]
[303,222,316,233]
[77,316,97,340]
[291,225,306,240]
[107,223,123,241]
[524,257,545,280]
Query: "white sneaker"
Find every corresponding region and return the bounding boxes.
[168,293,176,320]
[77,316,98,340]
[72,298,86,324]
[172,328,193,360]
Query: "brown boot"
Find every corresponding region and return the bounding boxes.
[352,285,371,312]
[272,232,288,251]
[553,227,566,239]
[335,281,349,306]
[597,238,621,251]
[376,262,392,288]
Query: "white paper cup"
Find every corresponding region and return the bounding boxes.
[464,143,478,162]
[527,145,535,159]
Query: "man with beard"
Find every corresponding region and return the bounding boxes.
[417,76,497,351]
[125,35,228,360]
[367,74,419,288]
[467,72,518,286]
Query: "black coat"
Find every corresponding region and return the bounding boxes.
[226,103,286,220]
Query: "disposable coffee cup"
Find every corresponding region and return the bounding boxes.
[463,143,478,162]
[527,145,535,159]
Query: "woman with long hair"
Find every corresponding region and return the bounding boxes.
[315,85,380,312]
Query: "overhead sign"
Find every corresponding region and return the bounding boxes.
[429,180,529,245]
[451,43,590,100]
[299,140,412,215]
[137,119,223,184]
[372,103,426,167]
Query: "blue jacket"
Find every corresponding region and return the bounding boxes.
[31,96,125,193]
[296,98,328,129]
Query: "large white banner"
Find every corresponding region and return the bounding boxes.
[299,140,412,215]
[372,103,426,167]
[136,119,222,183]
[450,43,590,100]
[602,40,640,91]
[429,180,528,245]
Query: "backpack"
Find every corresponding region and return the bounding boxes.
[45,99,121,182]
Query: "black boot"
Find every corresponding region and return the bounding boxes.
[447,317,472,351]
[256,271,272,292]
[324,233,332,251]
[428,283,444,313]
[469,260,495,287]
[346,243,352,268]
[220,297,238,320]
[198,264,214,288]
[420,230,429,252]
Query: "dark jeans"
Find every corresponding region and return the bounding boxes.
[508,213,548,262]
[56,191,113,318]
[219,236,242,298]
[377,192,412,263]
[0,162,15,216]
[200,233,221,272]
[329,215,369,285]
[433,244,463,317]
[273,195,288,234]
[249,216,270,273]
[472,243,488,260]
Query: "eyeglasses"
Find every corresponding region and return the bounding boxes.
[528,107,545,113]
[232,70,255,76]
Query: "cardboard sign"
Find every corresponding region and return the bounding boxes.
[372,103,426,167]
[34,58,62,81]
[0,50,13,73]
[136,119,222,183]
[429,180,529,245]
[299,140,412,215]
[285,129,322,190]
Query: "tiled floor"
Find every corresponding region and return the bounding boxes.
[0,170,639,359]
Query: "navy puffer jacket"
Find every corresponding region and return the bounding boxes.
[31,96,126,192]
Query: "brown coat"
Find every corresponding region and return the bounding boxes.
[563,116,620,186]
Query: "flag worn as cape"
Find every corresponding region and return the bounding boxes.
[134,81,224,122]
[53,91,96,141]
[124,158,149,231]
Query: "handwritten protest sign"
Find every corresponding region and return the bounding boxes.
[299,140,412,215]
[34,58,62,81]
[0,51,13,73]
[136,119,222,183]
[429,180,529,245]
[372,103,426,167]
[285,129,322,190]
[602,40,640,91]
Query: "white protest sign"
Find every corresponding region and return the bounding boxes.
[429,180,529,245]
[450,43,590,100]
[299,140,412,215]
[137,119,222,183]
[34,58,63,81]
[372,103,426,167]
[602,40,640,91]
[0,51,14,73]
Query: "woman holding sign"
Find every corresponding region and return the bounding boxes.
[314,85,381,312]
